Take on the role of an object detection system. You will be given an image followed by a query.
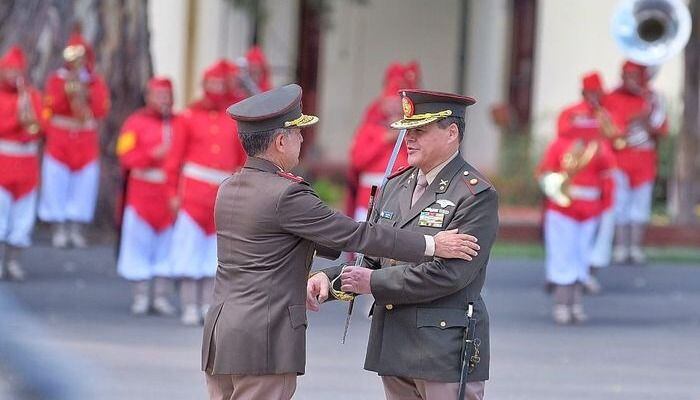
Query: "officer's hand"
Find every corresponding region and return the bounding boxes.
[340,266,372,295]
[433,229,480,261]
[306,273,330,312]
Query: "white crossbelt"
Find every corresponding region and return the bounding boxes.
[359,172,385,188]
[0,139,39,156]
[567,185,601,201]
[50,115,97,131]
[131,168,167,183]
[182,162,230,185]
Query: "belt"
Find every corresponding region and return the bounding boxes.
[50,115,97,131]
[0,139,39,156]
[131,168,167,183]
[567,185,601,201]
[182,162,230,185]
[359,172,385,188]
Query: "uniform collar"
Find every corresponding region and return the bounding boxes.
[244,157,283,173]
[420,151,460,186]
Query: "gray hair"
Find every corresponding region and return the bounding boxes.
[239,128,289,157]
[437,116,465,142]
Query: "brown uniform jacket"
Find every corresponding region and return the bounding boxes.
[202,157,428,375]
[324,155,499,382]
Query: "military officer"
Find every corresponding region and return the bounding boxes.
[202,84,479,400]
[310,89,499,400]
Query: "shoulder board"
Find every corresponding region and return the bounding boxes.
[387,165,412,180]
[461,169,493,196]
[277,171,306,184]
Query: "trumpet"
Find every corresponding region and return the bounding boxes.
[64,73,93,122]
[539,140,599,207]
[16,76,40,135]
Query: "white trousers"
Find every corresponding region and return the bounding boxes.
[589,208,615,268]
[38,155,100,223]
[544,210,599,285]
[161,211,217,279]
[117,207,174,281]
[0,188,37,247]
[614,172,653,225]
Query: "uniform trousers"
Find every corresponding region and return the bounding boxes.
[163,211,217,279]
[117,207,173,281]
[38,155,100,223]
[544,210,599,285]
[614,172,653,225]
[381,376,485,400]
[0,188,37,247]
[205,373,296,400]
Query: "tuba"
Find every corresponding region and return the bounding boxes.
[611,0,691,66]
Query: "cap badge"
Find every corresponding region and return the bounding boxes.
[402,95,414,118]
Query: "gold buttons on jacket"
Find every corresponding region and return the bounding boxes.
[212,144,221,153]
[463,171,469,176]
[210,125,220,134]
[469,178,478,185]
[385,304,394,310]
[440,321,447,328]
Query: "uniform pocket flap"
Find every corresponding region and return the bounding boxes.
[416,308,468,329]
[288,304,308,329]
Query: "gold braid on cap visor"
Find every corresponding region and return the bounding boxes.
[284,114,319,128]
[390,109,452,129]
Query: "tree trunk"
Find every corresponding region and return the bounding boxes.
[0,0,153,229]
[672,0,700,225]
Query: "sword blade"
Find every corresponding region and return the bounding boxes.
[341,299,355,344]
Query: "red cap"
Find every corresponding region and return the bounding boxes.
[203,59,230,80]
[65,25,95,69]
[383,62,407,96]
[404,61,421,89]
[246,46,268,66]
[582,72,603,92]
[0,46,26,70]
[148,76,173,91]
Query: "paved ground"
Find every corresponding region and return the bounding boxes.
[1,243,699,399]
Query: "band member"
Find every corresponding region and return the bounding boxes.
[164,60,247,325]
[38,29,111,248]
[245,46,272,92]
[606,61,668,264]
[313,89,498,400]
[347,62,415,218]
[537,75,616,324]
[0,46,43,281]
[116,77,182,316]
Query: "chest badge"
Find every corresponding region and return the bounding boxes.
[436,199,455,208]
[380,210,395,220]
[418,209,445,228]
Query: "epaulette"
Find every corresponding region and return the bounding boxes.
[461,169,492,196]
[277,171,306,183]
[387,165,412,180]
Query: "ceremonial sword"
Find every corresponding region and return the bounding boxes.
[457,302,477,400]
[341,128,407,344]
